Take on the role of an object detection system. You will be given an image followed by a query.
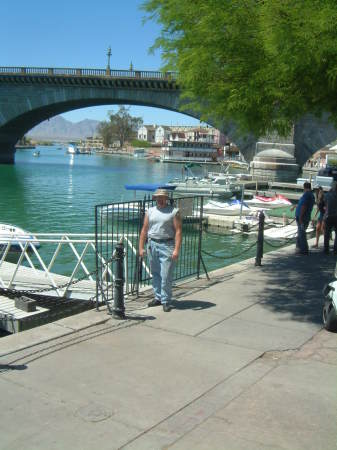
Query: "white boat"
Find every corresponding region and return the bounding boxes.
[33,150,40,157]
[0,223,40,251]
[167,174,241,199]
[245,194,292,209]
[203,199,269,216]
[221,159,249,170]
[233,215,264,232]
[66,145,79,155]
[104,202,146,217]
[133,148,147,158]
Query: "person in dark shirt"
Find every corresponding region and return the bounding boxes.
[323,181,337,254]
[292,182,315,255]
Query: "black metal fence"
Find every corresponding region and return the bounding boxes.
[95,195,204,306]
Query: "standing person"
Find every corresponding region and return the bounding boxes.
[292,182,315,255]
[312,186,325,248]
[139,189,182,312]
[323,181,337,254]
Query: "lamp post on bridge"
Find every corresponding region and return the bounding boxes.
[106,46,111,76]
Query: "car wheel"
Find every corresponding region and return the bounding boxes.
[323,300,337,332]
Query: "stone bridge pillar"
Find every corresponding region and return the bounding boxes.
[0,132,16,164]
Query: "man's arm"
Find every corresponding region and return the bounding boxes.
[172,212,182,260]
[139,214,149,258]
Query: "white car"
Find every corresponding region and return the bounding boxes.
[323,262,337,331]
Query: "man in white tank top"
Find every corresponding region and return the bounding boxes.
[139,189,182,312]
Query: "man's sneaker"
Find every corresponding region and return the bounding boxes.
[162,303,171,312]
[148,299,161,307]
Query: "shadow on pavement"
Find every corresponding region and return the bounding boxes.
[252,249,335,325]
[0,364,27,372]
[172,299,216,311]
[124,314,156,321]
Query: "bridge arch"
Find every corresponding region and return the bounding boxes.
[0,68,200,163]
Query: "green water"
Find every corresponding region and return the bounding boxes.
[0,146,282,274]
[2,147,186,233]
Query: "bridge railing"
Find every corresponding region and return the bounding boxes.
[0,66,177,81]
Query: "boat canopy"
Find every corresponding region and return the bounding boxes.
[124,183,176,192]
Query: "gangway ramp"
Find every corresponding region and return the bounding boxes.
[0,232,102,333]
[0,261,96,333]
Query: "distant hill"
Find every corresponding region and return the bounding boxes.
[27,116,100,141]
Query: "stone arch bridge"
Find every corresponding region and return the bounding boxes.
[0,66,336,165]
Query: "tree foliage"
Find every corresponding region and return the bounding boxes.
[97,106,143,148]
[142,0,337,137]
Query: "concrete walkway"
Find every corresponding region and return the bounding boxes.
[0,241,336,450]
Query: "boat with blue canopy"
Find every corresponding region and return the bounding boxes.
[124,183,176,192]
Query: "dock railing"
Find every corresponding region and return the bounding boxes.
[0,233,103,301]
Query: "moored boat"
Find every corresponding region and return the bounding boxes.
[245,194,292,209]
[133,148,147,158]
[167,176,241,199]
[203,199,253,216]
[0,223,40,252]
[66,145,79,155]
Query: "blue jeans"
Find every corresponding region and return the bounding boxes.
[147,240,175,304]
[296,218,309,253]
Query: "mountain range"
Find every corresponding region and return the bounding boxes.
[27,116,101,141]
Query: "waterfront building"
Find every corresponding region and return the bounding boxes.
[137,125,156,143]
[184,127,216,144]
[303,144,337,169]
[79,136,104,152]
[138,124,226,146]
[223,142,246,162]
[170,130,187,142]
[155,125,171,144]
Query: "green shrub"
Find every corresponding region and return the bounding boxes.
[130,139,151,148]
[328,159,337,168]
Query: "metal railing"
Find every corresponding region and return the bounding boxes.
[95,196,205,306]
[0,66,178,81]
[0,233,103,300]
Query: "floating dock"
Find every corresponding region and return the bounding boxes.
[0,261,96,333]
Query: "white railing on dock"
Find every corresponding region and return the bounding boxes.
[0,232,141,300]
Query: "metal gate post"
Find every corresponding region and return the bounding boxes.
[95,206,100,310]
[196,196,204,279]
[113,241,126,319]
[255,211,265,266]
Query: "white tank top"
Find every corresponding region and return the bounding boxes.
[147,205,179,239]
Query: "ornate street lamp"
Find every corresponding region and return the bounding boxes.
[106,46,112,75]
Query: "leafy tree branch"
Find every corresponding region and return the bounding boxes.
[142,0,337,137]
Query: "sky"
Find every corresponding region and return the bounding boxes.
[2,0,200,126]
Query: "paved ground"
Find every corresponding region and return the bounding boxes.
[0,241,336,450]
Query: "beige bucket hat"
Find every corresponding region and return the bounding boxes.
[152,188,170,198]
